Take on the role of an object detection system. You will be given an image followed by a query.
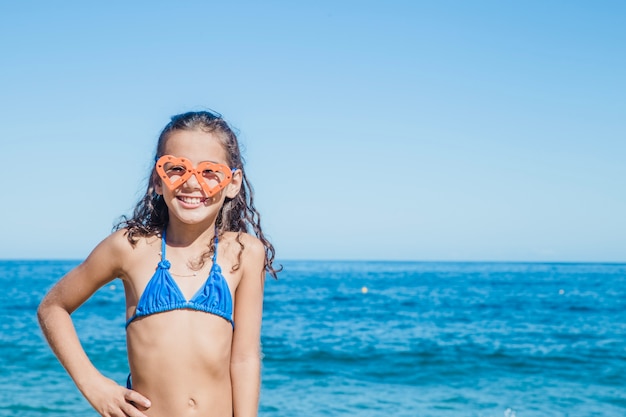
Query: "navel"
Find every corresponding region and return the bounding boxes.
[188,397,197,408]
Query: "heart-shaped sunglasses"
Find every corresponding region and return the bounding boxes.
[155,155,235,197]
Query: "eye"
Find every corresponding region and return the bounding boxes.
[166,165,187,174]
[202,169,221,180]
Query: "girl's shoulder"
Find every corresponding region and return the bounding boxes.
[101,228,161,259]
[220,231,264,255]
[220,231,265,274]
[95,229,161,279]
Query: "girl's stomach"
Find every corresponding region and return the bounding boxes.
[126,310,234,416]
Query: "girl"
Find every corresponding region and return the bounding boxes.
[38,110,279,417]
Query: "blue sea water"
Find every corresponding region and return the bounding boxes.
[0,260,624,417]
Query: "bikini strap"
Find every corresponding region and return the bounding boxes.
[161,230,167,260]
[212,228,219,263]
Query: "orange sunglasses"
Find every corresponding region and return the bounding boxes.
[155,155,235,197]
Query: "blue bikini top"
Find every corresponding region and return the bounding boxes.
[126,231,234,328]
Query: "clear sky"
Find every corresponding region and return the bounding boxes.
[1,1,624,262]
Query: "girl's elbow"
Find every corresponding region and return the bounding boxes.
[36,298,52,328]
[36,295,65,328]
[231,351,261,366]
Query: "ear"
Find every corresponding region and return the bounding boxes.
[225,169,243,199]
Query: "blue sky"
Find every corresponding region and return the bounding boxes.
[1,1,624,262]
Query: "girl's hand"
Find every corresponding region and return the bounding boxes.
[82,376,151,417]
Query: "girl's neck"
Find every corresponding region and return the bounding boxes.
[164,221,217,249]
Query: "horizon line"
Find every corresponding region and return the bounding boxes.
[1,258,625,265]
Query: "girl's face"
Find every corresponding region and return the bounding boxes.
[155,129,241,228]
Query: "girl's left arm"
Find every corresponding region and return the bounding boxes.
[231,235,266,417]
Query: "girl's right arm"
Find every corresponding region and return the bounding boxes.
[37,231,151,417]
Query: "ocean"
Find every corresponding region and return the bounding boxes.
[0,260,624,416]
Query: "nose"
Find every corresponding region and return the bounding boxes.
[182,172,203,190]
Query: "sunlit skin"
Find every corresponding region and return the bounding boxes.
[38,129,266,417]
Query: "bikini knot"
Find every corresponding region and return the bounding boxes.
[158,260,171,269]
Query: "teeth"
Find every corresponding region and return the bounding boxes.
[180,197,203,204]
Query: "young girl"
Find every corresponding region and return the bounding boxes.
[38,110,279,417]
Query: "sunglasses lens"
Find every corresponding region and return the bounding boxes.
[200,168,226,188]
[162,163,188,182]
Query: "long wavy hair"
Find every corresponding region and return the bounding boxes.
[116,110,280,278]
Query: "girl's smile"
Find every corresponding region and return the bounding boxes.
[176,195,209,207]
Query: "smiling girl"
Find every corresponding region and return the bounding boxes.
[38,110,279,417]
